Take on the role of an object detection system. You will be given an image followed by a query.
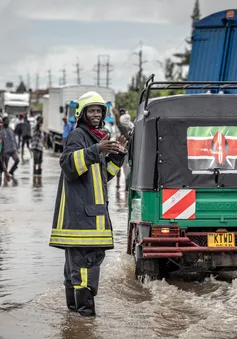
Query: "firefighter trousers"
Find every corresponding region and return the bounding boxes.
[64,247,105,297]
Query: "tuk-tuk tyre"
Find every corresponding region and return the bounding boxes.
[135,258,161,281]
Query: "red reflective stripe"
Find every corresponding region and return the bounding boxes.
[188,213,196,220]
[162,190,195,219]
[162,189,179,203]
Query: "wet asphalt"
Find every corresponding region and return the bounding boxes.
[0,151,237,339]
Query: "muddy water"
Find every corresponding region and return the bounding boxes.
[0,152,237,339]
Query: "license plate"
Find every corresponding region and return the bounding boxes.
[208,233,235,247]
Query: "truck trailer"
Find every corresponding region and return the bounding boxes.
[0,92,30,118]
[188,9,237,93]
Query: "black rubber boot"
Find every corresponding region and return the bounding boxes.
[65,287,76,311]
[74,288,96,317]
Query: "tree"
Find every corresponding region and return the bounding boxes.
[164,58,175,81]
[189,0,201,43]
[129,73,146,92]
[16,81,27,93]
[173,0,201,79]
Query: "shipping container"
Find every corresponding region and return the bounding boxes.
[188,9,237,93]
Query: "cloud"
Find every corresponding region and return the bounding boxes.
[1,0,237,91]
[17,0,178,24]
[16,0,237,24]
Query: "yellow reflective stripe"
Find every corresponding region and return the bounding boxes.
[74,268,88,289]
[50,236,113,246]
[91,164,104,204]
[80,268,88,288]
[91,164,105,231]
[56,182,65,230]
[97,164,104,204]
[51,229,112,236]
[91,164,99,204]
[96,215,105,231]
[73,149,88,176]
[107,167,115,176]
[107,161,120,176]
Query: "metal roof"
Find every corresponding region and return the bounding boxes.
[195,9,237,28]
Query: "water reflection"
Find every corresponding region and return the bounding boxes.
[0,152,237,339]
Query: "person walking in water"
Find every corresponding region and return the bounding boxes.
[31,116,44,187]
[21,115,32,162]
[49,91,127,317]
[2,117,19,186]
[14,112,24,149]
[62,116,73,145]
[0,118,10,186]
[113,108,134,191]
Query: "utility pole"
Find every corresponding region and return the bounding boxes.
[75,61,82,85]
[61,68,66,85]
[134,42,147,91]
[27,74,30,90]
[106,55,113,88]
[93,56,101,87]
[35,73,39,90]
[94,55,112,87]
[48,69,52,88]
[35,73,39,103]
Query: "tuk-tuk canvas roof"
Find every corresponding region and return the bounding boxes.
[131,94,237,190]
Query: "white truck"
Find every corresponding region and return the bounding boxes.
[0,92,30,118]
[42,85,115,152]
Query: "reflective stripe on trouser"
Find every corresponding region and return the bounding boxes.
[64,247,105,296]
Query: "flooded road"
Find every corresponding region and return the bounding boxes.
[0,152,237,339]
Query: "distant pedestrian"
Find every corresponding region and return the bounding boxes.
[104,117,121,188]
[62,116,73,145]
[68,116,76,130]
[21,116,32,161]
[31,116,44,187]
[14,112,24,149]
[113,108,134,191]
[0,118,10,186]
[2,117,19,186]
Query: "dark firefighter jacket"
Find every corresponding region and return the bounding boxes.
[49,124,125,250]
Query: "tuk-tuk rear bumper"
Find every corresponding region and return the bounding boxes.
[141,241,237,258]
[128,222,237,259]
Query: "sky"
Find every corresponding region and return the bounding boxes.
[0,0,237,92]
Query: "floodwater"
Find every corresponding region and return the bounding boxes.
[0,152,237,339]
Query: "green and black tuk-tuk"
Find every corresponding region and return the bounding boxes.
[127,76,237,280]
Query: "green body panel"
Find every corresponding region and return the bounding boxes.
[130,189,237,228]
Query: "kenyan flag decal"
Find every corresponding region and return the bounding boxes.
[187,126,237,173]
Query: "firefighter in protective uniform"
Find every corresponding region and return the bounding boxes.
[49,91,127,316]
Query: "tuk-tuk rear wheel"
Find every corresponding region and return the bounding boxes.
[135,258,161,281]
